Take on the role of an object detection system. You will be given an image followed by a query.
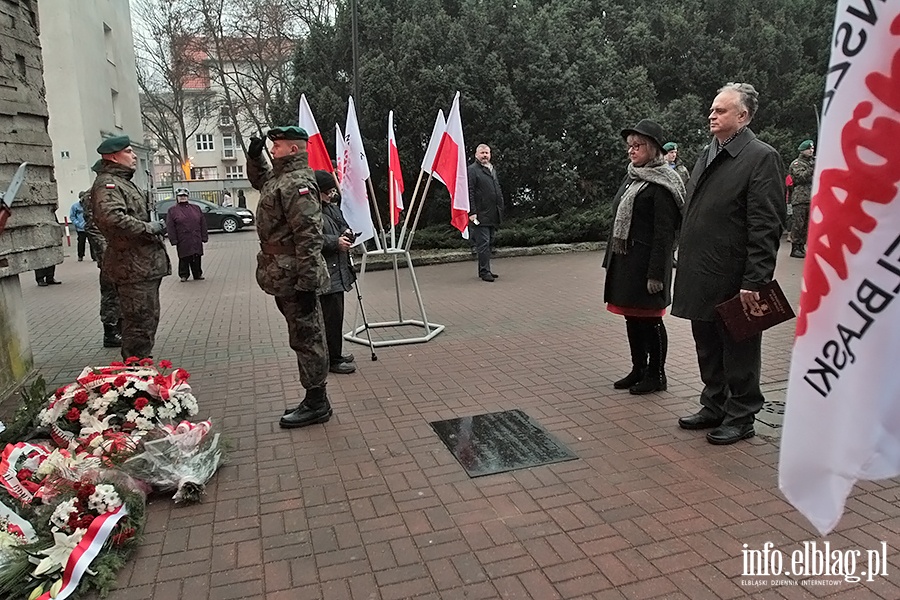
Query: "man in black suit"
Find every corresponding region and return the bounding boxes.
[467,144,504,282]
[672,82,786,445]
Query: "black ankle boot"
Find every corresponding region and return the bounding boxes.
[790,244,806,258]
[630,321,668,395]
[615,319,648,389]
[103,323,122,348]
[280,386,332,428]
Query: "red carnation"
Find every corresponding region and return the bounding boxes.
[55,387,66,399]
[176,370,191,382]
[153,375,167,386]
[100,383,112,394]
[139,358,154,366]
[77,483,96,501]
[159,359,173,369]
[134,397,149,411]
[125,356,140,365]
[65,407,81,422]
[74,514,95,529]
[73,390,89,405]
[111,526,136,547]
[114,375,127,387]
[17,469,34,482]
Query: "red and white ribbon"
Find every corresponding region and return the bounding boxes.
[37,504,129,600]
[0,442,50,503]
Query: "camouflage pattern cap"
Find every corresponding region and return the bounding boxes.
[663,142,678,152]
[797,139,814,151]
[267,126,309,142]
[96,135,132,154]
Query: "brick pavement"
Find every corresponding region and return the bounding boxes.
[17,231,900,599]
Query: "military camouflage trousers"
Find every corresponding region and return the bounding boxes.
[99,270,121,326]
[791,203,809,246]
[116,278,162,360]
[274,293,328,389]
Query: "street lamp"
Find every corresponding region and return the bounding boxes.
[350,0,360,105]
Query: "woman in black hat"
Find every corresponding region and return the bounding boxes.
[602,119,685,394]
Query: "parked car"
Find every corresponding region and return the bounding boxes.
[155,198,254,233]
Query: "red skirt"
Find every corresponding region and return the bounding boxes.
[606,303,666,318]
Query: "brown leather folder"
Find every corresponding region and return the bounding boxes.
[715,280,796,341]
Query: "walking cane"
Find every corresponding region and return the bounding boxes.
[352,276,378,361]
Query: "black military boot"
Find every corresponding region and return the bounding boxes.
[630,321,668,395]
[280,386,332,429]
[790,244,806,258]
[103,323,122,348]
[614,320,647,389]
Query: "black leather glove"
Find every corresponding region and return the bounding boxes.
[248,136,265,159]
[297,291,317,315]
[148,221,166,236]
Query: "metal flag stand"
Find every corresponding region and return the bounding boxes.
[345,165,445,348]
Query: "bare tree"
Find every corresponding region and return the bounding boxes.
[133,0,216,179]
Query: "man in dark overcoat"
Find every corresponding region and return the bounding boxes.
[467,144,504,282]
[672,82,786,445]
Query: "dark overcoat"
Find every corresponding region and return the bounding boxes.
[602,179,681,310]
[671,129,786,321]
[466,162,504,226]
[166,202,208,258]
[321,201,356,295]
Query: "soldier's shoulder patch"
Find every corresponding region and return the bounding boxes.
[299,186,310,196]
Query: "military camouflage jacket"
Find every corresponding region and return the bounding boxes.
[80,176,106,267]
[90,160,171,283]
[247,150,329,297]
[788,154,815,205]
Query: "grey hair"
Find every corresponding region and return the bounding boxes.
[718,82,759,121]
[476,143,491,152]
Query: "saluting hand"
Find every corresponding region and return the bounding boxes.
[248,136,265,159]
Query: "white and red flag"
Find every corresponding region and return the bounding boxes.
[422,109,446,178]
[335,123,346,183]
[387,111,404,226]
[341,97,375,245]
[297,93,333,173]
[431,92,470,237]
[779,4,900,535]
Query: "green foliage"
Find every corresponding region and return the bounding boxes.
[0,376,48,446]
[281,0,833,246]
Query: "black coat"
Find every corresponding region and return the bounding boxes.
[467,162,504,226]
[672,129,786,321]
[321,201,356,295]
[602,178,681,310]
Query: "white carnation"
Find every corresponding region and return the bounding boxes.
[50,498,78,529]
[87,484,122,513]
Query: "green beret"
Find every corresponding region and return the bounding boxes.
[96,135,132,154]
[798,139,814,151]
[663,142,678,152]
[267,126,309,142]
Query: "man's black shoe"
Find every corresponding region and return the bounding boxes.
[280,387,332,428]
[37,281,48,287]
[47,279,62,285]
[678,411,723,430]
[706,424,755,445]
[103,324,122,348]
[329,361,356,374]
[480,274,495,282]
[490,273,499,279]
[340,353,355,363]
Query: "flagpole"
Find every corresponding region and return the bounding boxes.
[398,168,425,249]
[350,0,360,104]
[404,173,435,251]
[366,177,388,252]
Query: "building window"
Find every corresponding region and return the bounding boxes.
[158,172,173,186]
[111,89,121,128]
[103,23,115,64]
[222,134,235,159]
[225,165,244,179]
[195,134,214,151]
[191,166,218,180]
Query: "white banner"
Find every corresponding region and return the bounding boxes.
[779,4,900,535]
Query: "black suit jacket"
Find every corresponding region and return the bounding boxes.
[467,162,504,226]
[672,129,786,321]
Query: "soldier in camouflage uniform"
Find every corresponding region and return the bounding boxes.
[788,139,815,258]
[246,126,332,429]
[90,135,171,359]
[80,186,121,347]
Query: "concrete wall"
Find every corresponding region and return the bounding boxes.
[39,0,150,222]
[0,0,63,402]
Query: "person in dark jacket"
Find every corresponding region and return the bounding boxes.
[673,82,785,445]
[603,119,685,395]
[166,188,208,282]
[467,144,504,282]
[315,170,357,375]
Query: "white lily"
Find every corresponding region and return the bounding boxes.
[79,413,114,437]
[31,528,85,576]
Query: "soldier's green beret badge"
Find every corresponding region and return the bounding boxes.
[96,135,132,154]
[267,126,309,142]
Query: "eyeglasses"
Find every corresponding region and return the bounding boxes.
[326,188,339,198]
[625,142,648,152]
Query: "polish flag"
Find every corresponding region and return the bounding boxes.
[388,111,404,226]
[431,92,469,237]
[422,109,446,180]
[778,4,900,535]
[341,97,375,245]
[298,93,333,172]
[335,123,346,183]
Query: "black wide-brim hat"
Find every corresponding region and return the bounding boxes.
[621,119,665,151]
